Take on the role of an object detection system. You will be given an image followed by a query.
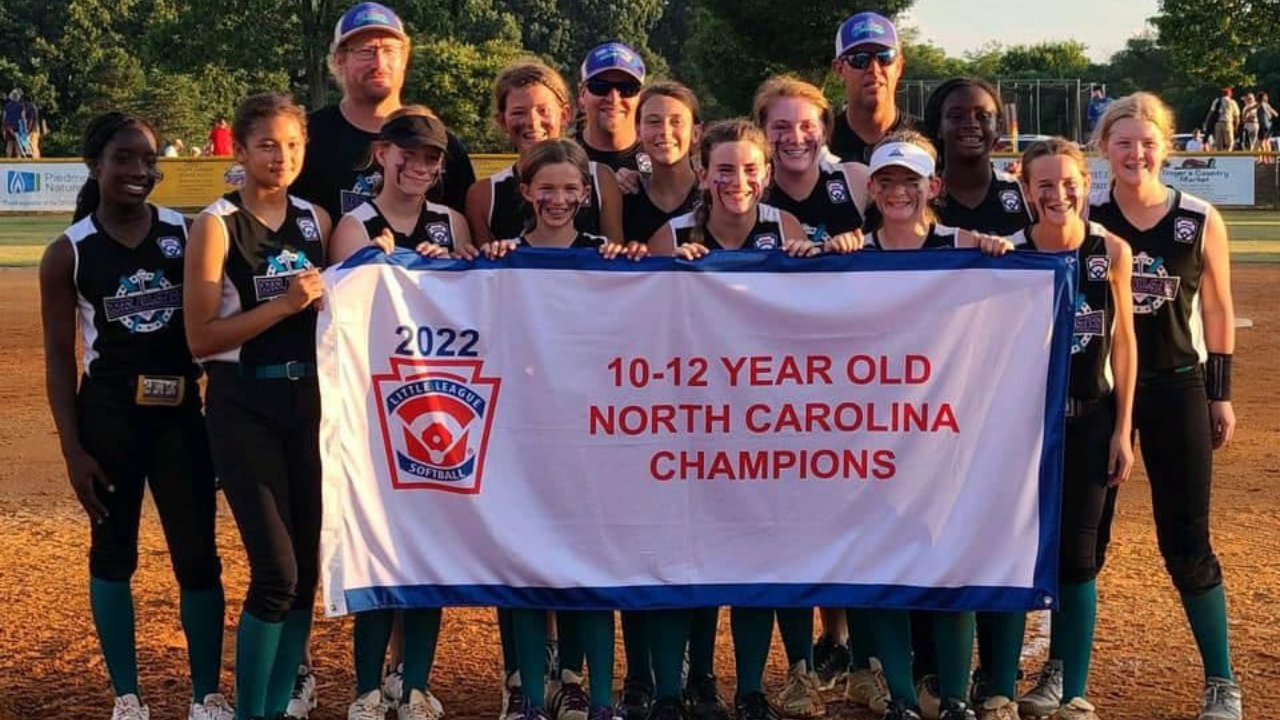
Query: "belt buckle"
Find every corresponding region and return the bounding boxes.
[135,375,185,406]
[284,361,303,381]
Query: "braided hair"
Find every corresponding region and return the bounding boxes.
[74,112,158,221]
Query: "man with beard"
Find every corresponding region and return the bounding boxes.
[828,12,917,164]
[574,41,650,173]
[292,2,476,223]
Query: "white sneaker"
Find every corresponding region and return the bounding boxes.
[397,688,446,720]
[978,696,1021,720]
[188,693,235,720]
[845,666,890,715]
[1051,697,1098,720]
[1017,660,1063,718]
[112,695,150,720]
[549,669,590,720]
[778,660,825,718]
[287,665,319,718]
[501,671,526,720]
[1198,677,1242,720]
[349,688,388,720]
[384,663,406,706]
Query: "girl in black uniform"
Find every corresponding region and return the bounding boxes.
[623,82,703,244]
[996,138,1137,720]
[466,59,624,247]
[183,93,331,720]
[1088,93,1241,720]
[330,106,471,264]
[40,112,230,720]
[859,131,1010,720]
[749,74,879,719]
[482,139,624,720]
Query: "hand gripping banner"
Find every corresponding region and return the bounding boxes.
[318,249,1076,616]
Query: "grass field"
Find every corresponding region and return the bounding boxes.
[3,209,1280,267]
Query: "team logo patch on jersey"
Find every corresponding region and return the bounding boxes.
[296,216,321,242]
[253,248,315,301]
[373,358,501,494]
[1072,293,1105,354]
[636,152,653,174]
[754,233,779,250]
[156,236,184,259]
[1174,217,1200,244]
[1086,255,1110,281]
[1131,252,1181,315]
[999,189,1023,213]
[103,269,182,333]
[826,180,850,204]
[426,222,453,247]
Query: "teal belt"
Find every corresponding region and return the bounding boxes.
[237,361,317,380]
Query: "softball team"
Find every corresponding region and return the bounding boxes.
[40,7,1249,719]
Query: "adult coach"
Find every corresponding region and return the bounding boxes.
[292,2,476,222]
[828,12,917,164]
[575,41,650,173]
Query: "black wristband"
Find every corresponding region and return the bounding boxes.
[1207,353,1232,401]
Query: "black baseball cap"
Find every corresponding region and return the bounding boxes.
[380,113,448,152]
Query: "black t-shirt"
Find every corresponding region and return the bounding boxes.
[828,107,919,164]
[291,104,475,221]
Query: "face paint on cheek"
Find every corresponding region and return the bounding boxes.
[395,159,408,191]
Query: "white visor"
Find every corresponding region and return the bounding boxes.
[868,141,936,177]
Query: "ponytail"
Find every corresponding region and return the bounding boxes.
[73,178,101,222]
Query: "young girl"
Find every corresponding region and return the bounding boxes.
[749,74,880,718]
[466,59,624,247]
[858,130,1010,720]
[482,138,623,720]
[183,93,331,720]
[40,112,230,720]
[623,81,703,244]
[988,138,1136,720]
[1088,93,1241,720]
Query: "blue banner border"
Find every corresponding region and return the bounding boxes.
[334,247,1076,613]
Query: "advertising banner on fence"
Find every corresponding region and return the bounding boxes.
[0,162,88,211]
[317,250,1075,616]
[996,154,1257,206]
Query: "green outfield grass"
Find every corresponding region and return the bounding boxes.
[2,211,1280,267]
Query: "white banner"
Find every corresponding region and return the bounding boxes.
[996,154,1256,206]
[0,162,88,211]
[318,250,1074,616]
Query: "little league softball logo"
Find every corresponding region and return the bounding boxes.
[103,268,182,333]
[1174,217,1199,244]
[826,180,850,204]
[373,358,501,494]
[426,222,453,247]
[754,233,779,250]
[999,189,1023,213]
[1130,252,1181,315]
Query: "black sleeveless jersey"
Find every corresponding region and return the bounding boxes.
[346,199,460,251]
[623,179,700,243]
[202,192,326,366]
[671,204,787,250]
[487,162,605,240]
[937,169,1032,235]
[766,159,865,246]
[1013,222,1114,399]
[513,231,608,249]
[864,223,959,250]
[67,205,196,379]
[1089,187,1209,372]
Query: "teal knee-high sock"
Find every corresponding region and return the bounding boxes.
[558,611,586,675]
[932,611,975,703]
[986,612,1024,699]
[402,608,443,694]
[266,608,314,715]
[975,612,995,674]
[776,608,814,668]
[91,578,139,698]
[1181,585,1234,681]
[622,611,653,685]
[499,608,517,676]
[578,611,616,707]
[845,608,875,671]
[1048,607,1065,662]
[730,607,773,695]
[234,610,284,720]
[354,611,395,695]
[513,609,550,706]
[688,607,719,678]
[867,609,917,707]
[181,586,226,700]
[1056,580,1097,699]
[650,610,693,699]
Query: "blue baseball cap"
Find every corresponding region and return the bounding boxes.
[580,42,646,83]
[835,12,899,57]
[332,2,408,51]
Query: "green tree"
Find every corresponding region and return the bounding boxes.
[406,37,531,152]
[997,41,1091,79]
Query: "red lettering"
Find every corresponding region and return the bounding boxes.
[721,356,747,386]
[873,449,897,479]
[708,452,736,480]
[745,403,770,432]
[934,403,959,433]
[805,403,832,432]
[651,451,675,481]
[749,355,772,386]
[846,355,876,384]
[907,354,931,384]
[808,355,833,384]
[588,405,613,435]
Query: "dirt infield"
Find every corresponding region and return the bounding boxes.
[1,267,1277,720]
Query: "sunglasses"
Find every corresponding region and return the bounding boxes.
[586,78,643,98]
[840,48,898,70]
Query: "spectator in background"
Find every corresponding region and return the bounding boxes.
[1186,129,1204,152]
[1240,93,1259,150]
[162,138,185,157]
[206,117,232,156]
[1205,88,1240,152]
[1086,85,1111,133]
[4,89,27,157]
[22,94,41,157]
[1259,91,1276,150]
